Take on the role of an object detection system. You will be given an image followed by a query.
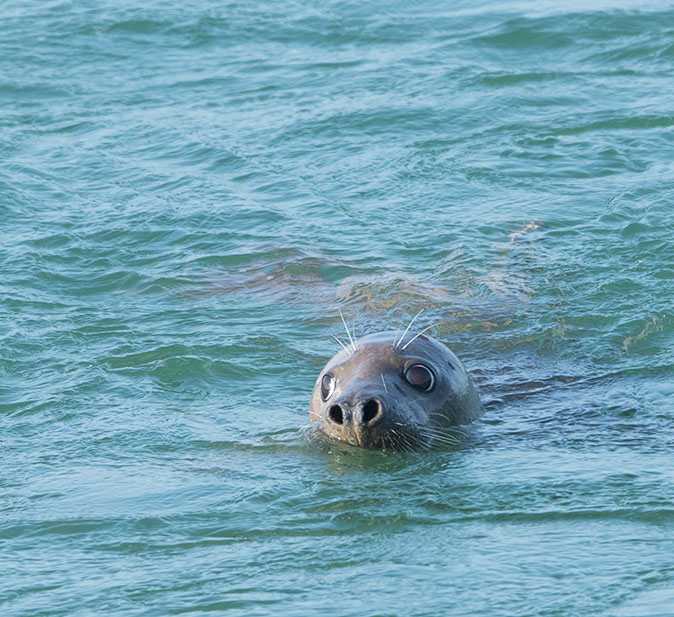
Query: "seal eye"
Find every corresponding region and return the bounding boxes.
[405,364,435,392]
[320,374,335,401]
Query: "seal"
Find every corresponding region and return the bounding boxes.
[309,321,483,451]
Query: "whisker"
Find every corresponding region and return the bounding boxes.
[338,308,357,353]
[392,328,401,350]
[385,414,466,449]
[416,421,464,436]
[397,395,427,408]
[424,416,469,435]
[395,430,416,452]
[332,334,352,355]
[418,424,461,437]
[430,434,461,447]
[397,429,421,450]
[391,425,421,452]
[416,427,463,447]
[395,308,424,349]
[390,430,409,452]
[401,324,435,350]
[380,373,388,394]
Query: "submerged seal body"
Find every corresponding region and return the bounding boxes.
[309,330,483,450]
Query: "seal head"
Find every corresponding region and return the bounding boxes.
[309,331,483,450]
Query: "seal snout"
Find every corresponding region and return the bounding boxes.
[327,397,384,430]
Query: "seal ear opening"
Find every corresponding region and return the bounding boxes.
[328,404,344,425]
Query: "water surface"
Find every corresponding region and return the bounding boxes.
[2,1,674,615]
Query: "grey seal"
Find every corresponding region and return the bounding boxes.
[309,326,483,451]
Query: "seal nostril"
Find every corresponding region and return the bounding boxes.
[362,399,381,424]
[328,404,344,425]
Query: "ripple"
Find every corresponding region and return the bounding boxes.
[3,1,674,616]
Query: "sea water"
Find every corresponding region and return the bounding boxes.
[2,1,674,615]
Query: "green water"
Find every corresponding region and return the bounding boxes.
[2,1,674,615]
